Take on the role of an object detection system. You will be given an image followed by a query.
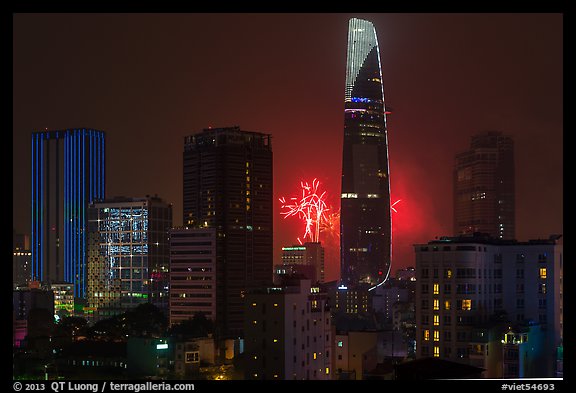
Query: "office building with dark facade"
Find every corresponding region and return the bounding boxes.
[340,18,392,288]
[454,131,515,239]
[31,129,105,298]
[86,196,172,319]
[183,126,273,338]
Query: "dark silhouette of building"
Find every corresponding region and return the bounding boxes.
[31,129,105,298]
[183,126,273,338]
[454,131,515,239]
[340,18,392,288]
[394,357,484,379]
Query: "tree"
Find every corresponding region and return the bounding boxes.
[169,312,214,338]
[53,316,88,338]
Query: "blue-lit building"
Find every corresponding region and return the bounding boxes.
[87,196,172,319]
[31,129,105,299]
[340,18,392,289]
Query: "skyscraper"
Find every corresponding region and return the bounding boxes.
[31,129,105,298]
[183,126,273,338]
[340,18,391,288]
[86,196,172,319]
[454,131,515,239]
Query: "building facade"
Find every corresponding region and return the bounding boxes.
[454,131,515,239]
[332,284,371,315]
[86,196,172,319]
[276,243,325,284]
[183,126,273,338]
[51,282,75,319]
[414,234,562,377]
[340,18,392,288]
[169,227,217,326]
[31,129,105,298]
[244,279,332,380]
[13,234,32,288]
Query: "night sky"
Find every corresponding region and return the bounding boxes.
[12,13,563,283]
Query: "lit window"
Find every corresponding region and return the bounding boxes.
[445,300,451,310]
[253,320,257,325]
[433,315,440,326]
[274,303,278,307]
[433,331,440,342]
[325,367,330,375]
[539,283,547,294]
[424,329,430,341]
[433,346,440,357]
[433,299,439,310]
[462,299,472,311]
[252,303,257,307]
[539,268,547,279]
[337,341,343,347]
[273,339,278,343]
[433,283,439,295]
[313,352,317,360]
[445,269,452,279]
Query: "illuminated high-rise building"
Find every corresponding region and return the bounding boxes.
[454,131,515,239]
[340,18,391,288]
[31,129,105,298]
[87,196,172,319]
[183,126,273,338]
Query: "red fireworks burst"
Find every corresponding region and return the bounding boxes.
[280,177,403,246]
[279,178,330,244]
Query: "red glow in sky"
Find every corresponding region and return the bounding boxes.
[12,14,563,285]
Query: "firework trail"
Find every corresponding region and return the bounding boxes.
[279,178,329,243]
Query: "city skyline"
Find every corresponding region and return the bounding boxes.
[13,13,563,282]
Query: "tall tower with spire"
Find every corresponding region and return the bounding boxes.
[340,18,392,289]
